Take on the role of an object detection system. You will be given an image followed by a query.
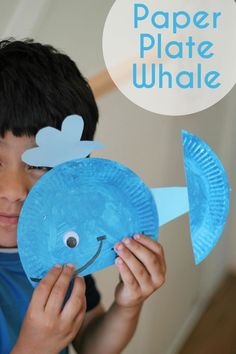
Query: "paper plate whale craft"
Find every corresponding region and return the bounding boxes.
[17,115,231,287]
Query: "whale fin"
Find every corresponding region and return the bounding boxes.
[151,187,189,226]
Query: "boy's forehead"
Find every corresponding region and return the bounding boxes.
[0,132,36,149]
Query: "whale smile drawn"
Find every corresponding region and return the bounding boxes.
[30,235,107,283]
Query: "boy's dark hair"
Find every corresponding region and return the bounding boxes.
[0,38,98,139]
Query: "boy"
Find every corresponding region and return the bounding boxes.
[0,39,166,354]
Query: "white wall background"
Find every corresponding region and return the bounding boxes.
[0,1,235,353]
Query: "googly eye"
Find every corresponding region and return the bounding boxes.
[63,231,80,248]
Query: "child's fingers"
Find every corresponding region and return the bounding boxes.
[60,276,86,323]
[68,305,87,339]
[45,264,75,315]
[30,265,63,311]
[121,237,165,285]
[134,234,166,272]
[115,257,139,290]
[115,242,151,287]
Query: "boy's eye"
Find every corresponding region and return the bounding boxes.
[27,165,50,172]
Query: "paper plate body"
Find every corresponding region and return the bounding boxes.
[17,158,158,286]
[182,131,230,264]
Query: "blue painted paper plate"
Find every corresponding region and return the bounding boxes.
[182,131,230,264]
[17,158,158,286]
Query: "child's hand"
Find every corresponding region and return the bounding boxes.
[13,264,86,354]
[114,234,166,308]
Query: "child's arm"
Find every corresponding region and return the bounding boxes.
[73,301,142,354]
[72,234,166,354]
[11,264,86,354]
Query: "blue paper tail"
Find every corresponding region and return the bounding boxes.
[182,130,231,265]
[151,187,189,226]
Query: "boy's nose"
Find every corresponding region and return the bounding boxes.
[0,171,29,203]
